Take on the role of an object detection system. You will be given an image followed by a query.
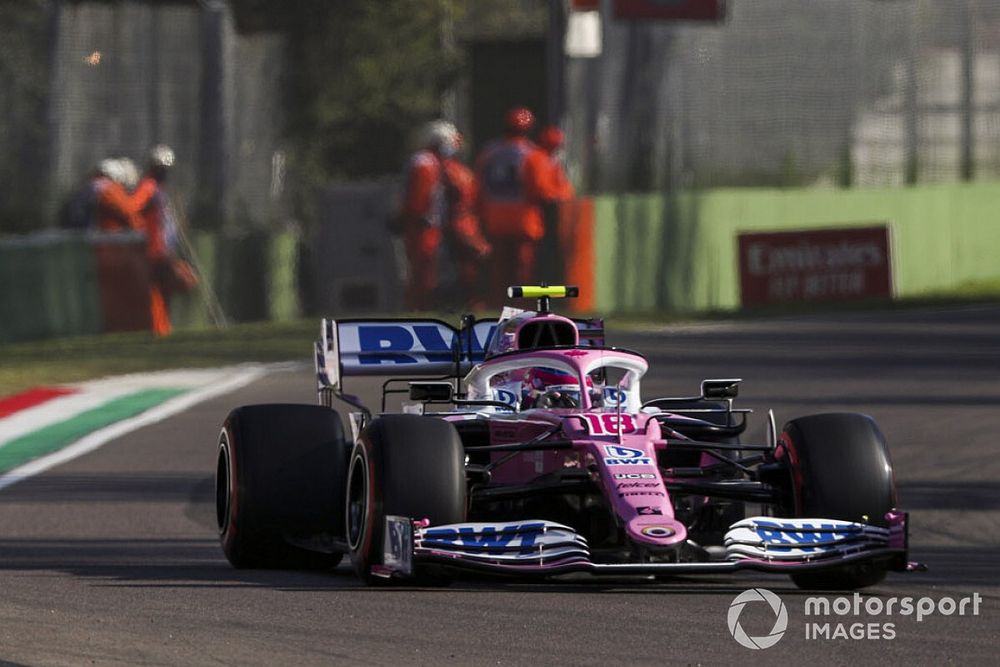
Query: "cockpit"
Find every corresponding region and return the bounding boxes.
[464,348,648,413]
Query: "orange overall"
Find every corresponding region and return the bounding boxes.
[131,176,173,336]
[95,177,142,233]
[400,149,448,311]
[442,157,491,307]
[476,137,563,296]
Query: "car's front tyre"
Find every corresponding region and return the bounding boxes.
[347,415,466,584]
[777,412,897,590]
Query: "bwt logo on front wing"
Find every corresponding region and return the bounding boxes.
[422,523,546,550]
[604,445,653,466]
[753,520,851,545]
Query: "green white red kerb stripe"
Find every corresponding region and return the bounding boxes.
[0,365,271,491]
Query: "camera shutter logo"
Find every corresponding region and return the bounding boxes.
[727,588,788,649]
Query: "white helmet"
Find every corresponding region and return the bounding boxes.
[116,157,140,191]
[418,120,459,154]
[97,158,119,180]
[149,144,175,169]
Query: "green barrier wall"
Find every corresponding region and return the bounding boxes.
[0,231,301,343]
[267,233,300,322]
[0,235,102,342]
[158,233,301,328]
[170,233,216,330]
[171,231,301,329]
[594,183,1000,313]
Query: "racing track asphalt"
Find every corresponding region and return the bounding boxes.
[0,304,998,665]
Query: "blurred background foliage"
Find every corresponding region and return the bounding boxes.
[229,0,472,199]
[267,0,540,182]
[279,1,463,185]
[227,0,541,229]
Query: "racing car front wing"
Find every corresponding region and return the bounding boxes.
[378,511,921,579]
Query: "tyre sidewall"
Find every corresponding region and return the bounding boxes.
[347,436,381,580]
[216,404,349,569]
[218,419,245,563]
[347,415,466,582]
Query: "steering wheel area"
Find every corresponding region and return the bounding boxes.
[534,389,580,409]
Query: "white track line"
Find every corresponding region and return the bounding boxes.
[0,364,271,492]
[0,368,269,447]
[0,392,121,446]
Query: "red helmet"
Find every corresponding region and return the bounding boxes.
[505,107,535,135]
[537,126,565,152]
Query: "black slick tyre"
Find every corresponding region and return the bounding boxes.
[346,414,466,584]
[778,412,897,590]
[217,404,349,569]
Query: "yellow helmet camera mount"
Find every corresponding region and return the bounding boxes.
[506,285,579,313]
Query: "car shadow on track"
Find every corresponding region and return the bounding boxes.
[1,474,994,594]
[0,536,365,590]
[0,535,993,595]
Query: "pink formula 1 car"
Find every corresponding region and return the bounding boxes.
[215,286,921,589]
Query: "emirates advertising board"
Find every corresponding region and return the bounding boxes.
[737,226,893,306]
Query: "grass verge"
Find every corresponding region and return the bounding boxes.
[0,320,317,398]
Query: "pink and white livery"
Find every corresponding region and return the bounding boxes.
[216,286,923,589]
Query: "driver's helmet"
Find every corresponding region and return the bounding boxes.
[521,367,600,409]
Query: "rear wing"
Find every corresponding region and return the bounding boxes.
[315,317,604,391]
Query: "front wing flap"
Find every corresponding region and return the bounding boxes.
[417,520,590,566]
[724,516,898,560]
[380,513,916,578]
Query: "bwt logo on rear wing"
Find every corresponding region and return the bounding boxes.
[316,317,605,389]
[338,319,494,376]
[317,319,494,388]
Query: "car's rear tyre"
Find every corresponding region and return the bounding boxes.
[217,404,349,569]
[778,412,897,590]
[346,415,466,585]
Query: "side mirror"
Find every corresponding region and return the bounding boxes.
[701,378,741,400]
[408,381,454,402]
